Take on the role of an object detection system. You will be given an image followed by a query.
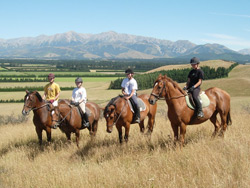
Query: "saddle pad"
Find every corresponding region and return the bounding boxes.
[128,98,146,113]
[185,91,210,110]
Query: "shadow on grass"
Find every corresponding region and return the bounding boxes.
[0,136,73,160]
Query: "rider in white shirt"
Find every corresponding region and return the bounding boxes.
[71,77,89,128]
[121,68,140,123]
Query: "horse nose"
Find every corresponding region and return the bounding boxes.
[22,110,29,116]
[148,99,155,105]
[106,127,113,133]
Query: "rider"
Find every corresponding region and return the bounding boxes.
[121,68,140,123]
[184,57,204,118]
[71,77,90,128]
[43,73,61,107]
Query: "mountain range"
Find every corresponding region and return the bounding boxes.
[0,31,250,61]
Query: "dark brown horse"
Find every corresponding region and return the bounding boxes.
[149,75,232,146]
[22,90,58,145]
[103,94,157,143]
[53,99,101,147]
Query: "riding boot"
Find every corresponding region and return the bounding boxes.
[135,106,141,123]
[82,112,90,128]
[195,98,204,118]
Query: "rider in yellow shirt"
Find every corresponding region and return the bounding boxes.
[43,73,61,107]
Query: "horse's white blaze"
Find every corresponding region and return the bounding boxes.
[154,83,158,87]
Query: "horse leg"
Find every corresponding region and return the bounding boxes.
[170,123,179,143]
[75,129,80,148]
[218,111,228,137]
[90,120,98,136]
[116,125,123,143]
[139,120,145,133]
[45,128,52,143]
[179,123,186,147]
[65,132,71,141]
[124,123,131,142]
[210,112,220,137]
[35,126,43,145]
[147,114,155,134]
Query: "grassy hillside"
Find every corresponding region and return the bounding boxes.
[146,60,234,73]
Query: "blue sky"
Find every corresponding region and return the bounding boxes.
[0,0,250,51]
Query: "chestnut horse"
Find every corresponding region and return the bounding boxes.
[103,94,157,143]
[149,75,232,147]
[53,99,101,147]
[22,90,58,145]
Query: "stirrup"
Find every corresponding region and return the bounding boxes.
[135,117,140,123]
[197,111,204,118]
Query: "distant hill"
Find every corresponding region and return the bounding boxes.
[146,60,235,73]
[0,31,250,62]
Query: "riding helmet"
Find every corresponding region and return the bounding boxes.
[125,68,134,74]
[48,73,55,78]
[190,57,200,64]
[75,77,83,83]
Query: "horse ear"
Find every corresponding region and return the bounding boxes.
[158,74,162,78]
[26,90,29,94]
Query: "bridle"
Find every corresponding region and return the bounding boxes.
[150,80,186,100]
[150,80,166,100]
[106,98,128,128]
[23,103,48,113]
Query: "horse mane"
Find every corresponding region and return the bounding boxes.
[25,91,43,102]
[35,91,43,102]
[104,95,122,113]
[162,75,186,95]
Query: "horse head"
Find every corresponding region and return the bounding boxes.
[103,104,117,133]
[149,74,167,105]
[22,90,43,115]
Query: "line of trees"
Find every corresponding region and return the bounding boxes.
[109,63,238,90]
[0,86,75,92]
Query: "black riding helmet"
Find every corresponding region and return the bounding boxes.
[75,77,83,83]
[125,68,134,74]
[190,57,200,65]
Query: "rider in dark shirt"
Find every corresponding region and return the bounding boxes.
[184,57,204,118]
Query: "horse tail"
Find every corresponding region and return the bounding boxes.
[227,109,232,126]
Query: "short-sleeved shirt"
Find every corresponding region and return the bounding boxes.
[121,77,138,95]
[44,82,61,100]
[188,69,204,88]
[72,87,87,103]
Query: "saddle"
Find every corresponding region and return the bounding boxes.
[128,98,146,113]
[185,91,210,110]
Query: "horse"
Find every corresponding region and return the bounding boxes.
[103,94,157,143]
[22,90,59,145]
[53,99,101,147]
[148,74,232,147]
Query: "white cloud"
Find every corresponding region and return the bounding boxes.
[210,12,250,18]
[200,33,250,50]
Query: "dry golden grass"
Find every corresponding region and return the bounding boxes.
[1,61,250,187]
[0,97,250,188]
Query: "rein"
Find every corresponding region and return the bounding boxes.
[23,103,48,113]
[55,104,73,125]
[113,99,127,125]
[150,80,186,100]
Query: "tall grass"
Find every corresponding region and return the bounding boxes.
[0,97,250,188]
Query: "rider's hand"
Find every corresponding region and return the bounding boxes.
[75,102,79,106]
[183,86,187,90]
[70,101,75,105]
[188,86,195,92]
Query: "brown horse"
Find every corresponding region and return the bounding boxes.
[149,75,232,146]
[53,99,101,147]
[103,94,157,143]
[22,90,58,145]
